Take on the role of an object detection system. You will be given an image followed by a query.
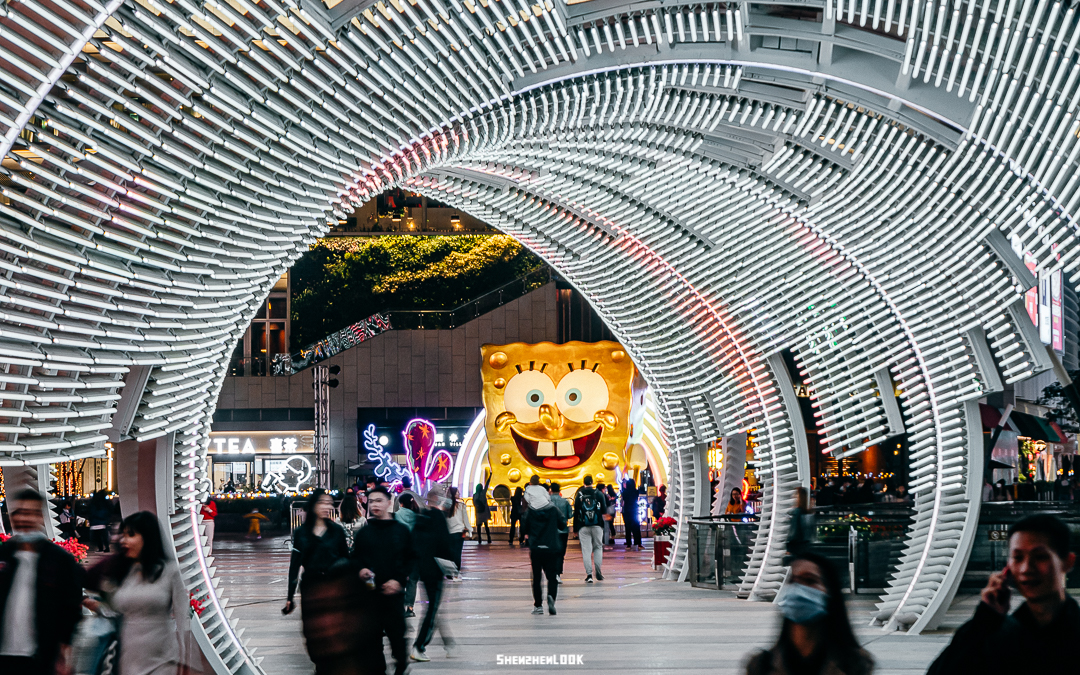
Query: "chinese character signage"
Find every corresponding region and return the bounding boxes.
[208,430,315,454]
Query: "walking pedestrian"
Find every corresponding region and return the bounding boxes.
[339,489,366,549]
[622,478,642,550]
[445,487,471,573]
[410,487,455,662]
[88,490,111,553]
[282,490,360,675]
[603,484,618,547]
[473,483,492,543]
[351,486,414,675]
[927,514,1079,675]
[522,483,560,615]
[548,483,572,583]
[395,494,420,618]
[508,487,525,546]
[200,496,217,555]
[786,487,814,557]
[745,551,872,675]
[84,511,193,675]
[0,488,83,675]
[574,475,607,582]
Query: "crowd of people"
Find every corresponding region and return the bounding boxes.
[4,474,1080,675]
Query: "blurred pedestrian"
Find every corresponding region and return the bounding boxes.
[410,487,455,662]
[548,483,572,583]
[88,490,111,553]
[282,490,359,675]
[745,551,872,675]
[57,501,75,539]
[0,488,83,675]
[352,487,414,675]
[786,487,814,557]
[603,484,618,547]
[445,487,471,573]
[523,482,560,615]
[395,494,420,618]
[927,515,1079,675]
[84,511,193,675]
[339,490,366,549]
[651,485,667,521]
[622,479,642,550]
[574,475,607,583]
[199,496,217,555]
[473,483,492,544]
[244,508,269,540]
[393,475,421,514]
[508,487,525,546]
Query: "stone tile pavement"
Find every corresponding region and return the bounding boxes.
[198,533,973,675]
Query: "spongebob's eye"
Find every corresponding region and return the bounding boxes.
[503,371,556,424]
[556,370,609,423]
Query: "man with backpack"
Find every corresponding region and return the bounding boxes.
[573,475,608,582]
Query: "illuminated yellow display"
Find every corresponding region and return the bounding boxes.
[481,341,646,490]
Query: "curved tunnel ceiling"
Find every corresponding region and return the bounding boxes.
[0,0,1073,661]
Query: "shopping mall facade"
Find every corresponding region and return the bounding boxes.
[1,0,1080,669]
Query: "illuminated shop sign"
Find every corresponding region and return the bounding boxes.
[363,420,456,490]
[208,430,315,454]
[261,455,315,492]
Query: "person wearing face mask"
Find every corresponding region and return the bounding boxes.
[745,552,873,675]
[0,488,84,675]
[927,514,1080,675]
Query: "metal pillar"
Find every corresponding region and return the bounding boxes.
[313,365,330,489]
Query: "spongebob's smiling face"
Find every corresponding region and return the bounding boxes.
[482,341,643,489]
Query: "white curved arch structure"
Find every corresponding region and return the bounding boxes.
[0,0,1071,663]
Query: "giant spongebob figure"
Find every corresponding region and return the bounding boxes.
[481,341,646,490]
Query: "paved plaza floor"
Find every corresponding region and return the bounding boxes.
[202,532,976,675]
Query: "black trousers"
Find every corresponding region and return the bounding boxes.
[624,519,642,547]
[362,593,408,675]
[529,548,559,606]
[91,527,110,552]
[414,575,447,651]
[508,515,524,544]
[476,520,492,542]
[556,532,569,574]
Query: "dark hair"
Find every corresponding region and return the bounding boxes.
[513,487,523,497]
[398,493,418,512]
[401,475,413,489]
[340,491,361,524]
[730,487,743,504]
[549,483,560,493]
[120,511,168,583]
[304,489,332,531]
[448,487,460,515]
[777,552,867,671]
[367,485,392,500]
[11,488,44,504]
[583,475,594,486]
[529,475,540,485]
[625,478,636,491]
[1009,514,1072,560]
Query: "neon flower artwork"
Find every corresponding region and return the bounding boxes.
[403,418,454,490]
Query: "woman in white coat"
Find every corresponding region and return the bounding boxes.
[85,511,191,675]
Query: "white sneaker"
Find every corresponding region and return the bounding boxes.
[410,648,429,662]
[556,575,562,584]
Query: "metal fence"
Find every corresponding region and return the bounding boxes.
[687,517,759,589]
[387,267,552,330]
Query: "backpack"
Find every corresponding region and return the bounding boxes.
[576,490,603,527]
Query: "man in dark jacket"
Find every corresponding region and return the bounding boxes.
[927,514,1079,675]
[351,486,414,675]
[409,486,454,662]
[0,488,83,675]
[522,484,561,615]
[573,475,608,582]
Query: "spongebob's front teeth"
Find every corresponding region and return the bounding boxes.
[556,440,575,456]
[537,441,555,456]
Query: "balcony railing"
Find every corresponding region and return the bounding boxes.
[387,266,552,330]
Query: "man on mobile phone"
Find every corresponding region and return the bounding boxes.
[927,514,1079,675]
